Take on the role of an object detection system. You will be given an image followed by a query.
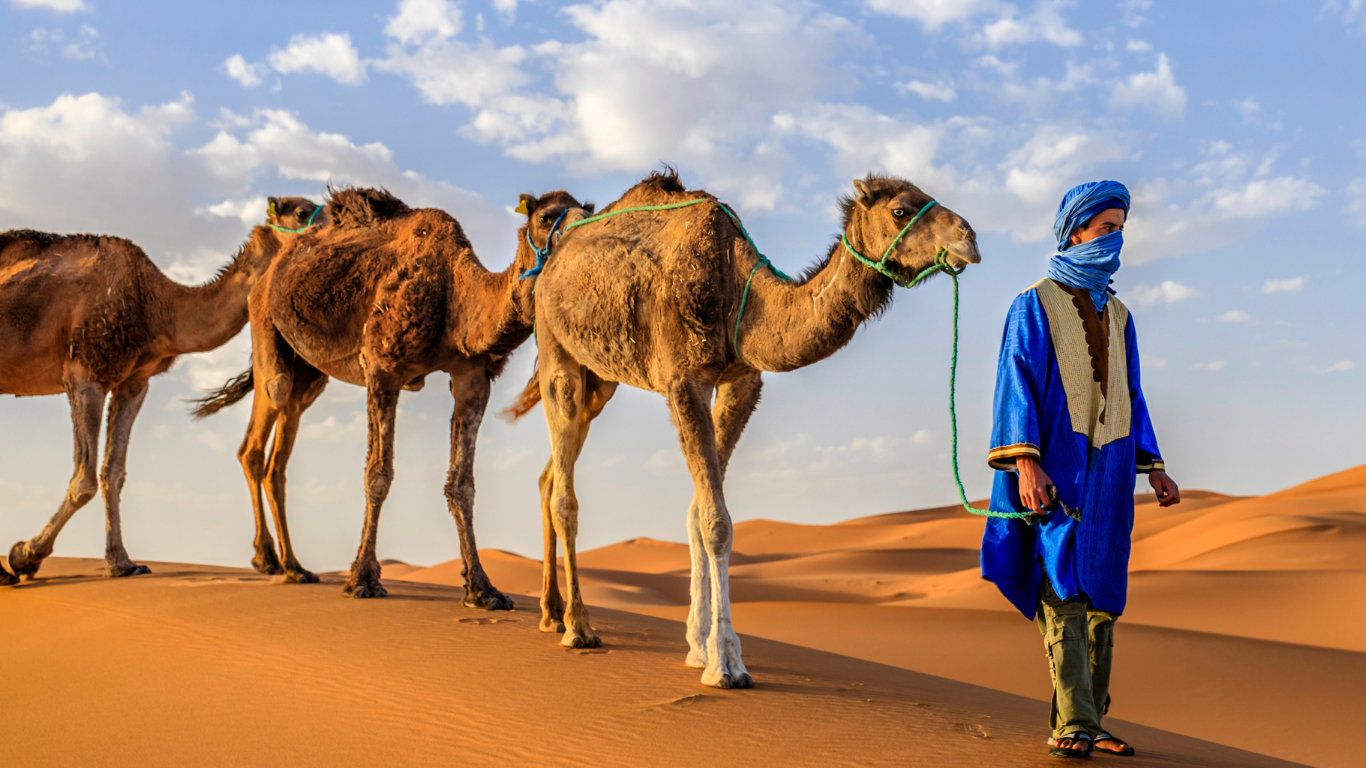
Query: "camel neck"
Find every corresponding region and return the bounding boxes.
[732,222,895,373]
[447,240,534,359]
[164,229,276,354]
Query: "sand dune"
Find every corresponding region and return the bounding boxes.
[0,558,1299,768]
[403,463,1366,768]
[6,466,1362,766]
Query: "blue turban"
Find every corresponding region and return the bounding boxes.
[1046,180,1130,311]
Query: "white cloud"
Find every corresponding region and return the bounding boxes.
[1110,53,1185,121]
[898,79,957,102]
[980,1,1084,50]
[1323,360,1356,372]
[223,54,270,88]
[1262,276,1305,294]
[1128,280,1200,307]
[1324,0,1366,33]
[1141,353,1168,369]
[1234,97,1262,122]
[1192,360,1226,371]
[10,0,86,11]
[62,24,97,59]
[1120,0,1152,27]
[863,0,1008,30]
[1348,177,1366,224]
[1126,39,1152,52]
[645,449,686,477]
[1216,310,1255,324]
[492,0,521,21]
[385,0,463,44]
[268,33,367,85]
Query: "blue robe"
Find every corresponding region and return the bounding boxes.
[981,279,1163,619]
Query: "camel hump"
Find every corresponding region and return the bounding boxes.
[324,186,411,229]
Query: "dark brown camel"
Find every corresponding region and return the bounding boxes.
[0,197,322,583]
[194,187,591,606]
[507,171,980,687]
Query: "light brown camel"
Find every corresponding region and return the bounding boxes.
[506,170,980,688]
[193,187,591,605]
[0,197,322,584]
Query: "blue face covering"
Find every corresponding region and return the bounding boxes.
[1046,180,1130,311]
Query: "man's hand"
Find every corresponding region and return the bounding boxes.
[1149,470,1181,507]
[1016,457,1053,512]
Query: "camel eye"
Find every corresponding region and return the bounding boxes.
[892,209,906,218]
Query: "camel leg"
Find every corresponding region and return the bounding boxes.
[666,376,751,689]
[238,381,284,575]
[685,373,762,668]
[444,368,513,611]
[7,375,106,580]
[99,378,152,577]
[537,373,617,633]
[343,375,401,599]
[261,368,327,584]
[536,457,565,632]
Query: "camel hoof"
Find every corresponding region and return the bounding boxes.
[251,550,285,575]
[540,617,566,634]
[704,672,754,690]
[0,567,18,587]
[463,589,515,611]
[281,569,319,584]
[107,562,152,578]
[561,631,602,649]
[7,541,42,579]
[343,581,387,599]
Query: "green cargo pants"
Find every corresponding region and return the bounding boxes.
[1037,574,1118,740]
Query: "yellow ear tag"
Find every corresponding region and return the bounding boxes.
[514,199,530,215]
[267,201,277,218]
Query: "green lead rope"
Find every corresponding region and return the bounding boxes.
[556,194,1025,521]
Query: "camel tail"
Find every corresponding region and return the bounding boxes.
[500,358,542,422]
[189,367,254,420]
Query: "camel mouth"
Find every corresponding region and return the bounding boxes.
[943,242,981,268]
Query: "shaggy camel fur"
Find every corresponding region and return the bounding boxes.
[507,171,980,688]
[0,197,321,583]
[195,188,590,605]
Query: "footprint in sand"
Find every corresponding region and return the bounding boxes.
[172,576,270,587]
[457,617,520,625]
[953,723,990,739]
[565,648,611,655]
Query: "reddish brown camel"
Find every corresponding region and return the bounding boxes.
[0,197,322,583]
[507,171,980,687]
[194,187,591,605]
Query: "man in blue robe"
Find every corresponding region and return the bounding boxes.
[981,180,1181,759]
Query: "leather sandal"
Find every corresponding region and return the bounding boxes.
[1094,731,1135,756]
[1049,733,1092,759]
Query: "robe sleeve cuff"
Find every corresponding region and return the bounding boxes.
[988,443,1041,472]
[1137,459,1165,474]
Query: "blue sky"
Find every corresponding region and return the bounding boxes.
[2,0,1363,571]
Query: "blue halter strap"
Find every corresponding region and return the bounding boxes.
[267,204,322,235]
[518,207,572,280]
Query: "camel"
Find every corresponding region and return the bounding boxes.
[193,187,591,606]
[506,170,980,688]
[0,197,323,584]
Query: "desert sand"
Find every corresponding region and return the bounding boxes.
[3,466,1361,766]
[404,464,1366,768]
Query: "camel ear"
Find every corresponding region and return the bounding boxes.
[851,179,872,209]
[515,194,537,216]
[582,202,596,215]
[266,197,280,219]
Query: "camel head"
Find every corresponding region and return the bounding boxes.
[266,196,324,231]
[844,176,981,283]
[512,189,594,319]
